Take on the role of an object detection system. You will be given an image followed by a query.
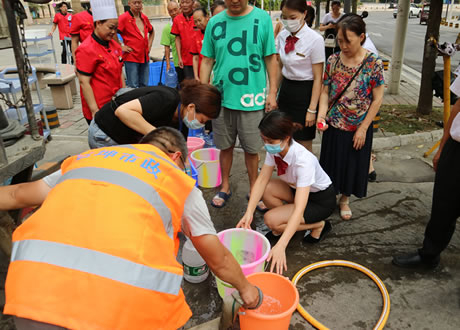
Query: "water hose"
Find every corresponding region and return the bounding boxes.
[292,260,391,330]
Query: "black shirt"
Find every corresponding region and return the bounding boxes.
[95,86,181,144]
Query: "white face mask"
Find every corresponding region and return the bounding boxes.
[281,18,303,33]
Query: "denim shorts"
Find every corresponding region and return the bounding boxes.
[88,120,118,149]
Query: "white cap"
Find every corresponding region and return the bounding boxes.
[90,0,118,22]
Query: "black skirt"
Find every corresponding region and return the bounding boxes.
[277,78,316,141]
[319,125,373,198]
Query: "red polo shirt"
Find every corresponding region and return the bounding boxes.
[118,10,153,63]
[53,12,71,40]
[190,28,204,74]
[171,13,195,66]
[70,10,93,43]
[76,33,123,120]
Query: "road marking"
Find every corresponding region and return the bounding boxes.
[369,32,383,38]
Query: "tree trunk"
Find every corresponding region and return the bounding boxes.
[352,0,357,14]
[416,0,443,115]
[70,0,84,13]
[326,0,330,14]
[315,0,321,29]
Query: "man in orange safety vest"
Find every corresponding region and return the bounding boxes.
[0,127,260,330]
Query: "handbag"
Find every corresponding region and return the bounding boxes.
[328,54,369,112]
[324,34,336,48]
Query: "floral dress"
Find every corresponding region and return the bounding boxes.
[323,51,385,132]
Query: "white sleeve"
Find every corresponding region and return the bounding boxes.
[321,13,329,25]
[275,33,281,53]
[42,170,63,188]
[311,37,326,64]
[264,152,275,166]
[181,187,217,238]
[296,161,315,188]
[450,76,460,97]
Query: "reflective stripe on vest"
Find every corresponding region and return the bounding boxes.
[11,239,183,295]
[56,166,173,238]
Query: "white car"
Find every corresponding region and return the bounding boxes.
[393,4,422,18]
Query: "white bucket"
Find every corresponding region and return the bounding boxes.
[190,148,222,188]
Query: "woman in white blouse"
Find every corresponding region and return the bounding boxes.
[276,0,325,151]
[320,0,343,60]
[237,111,336,275]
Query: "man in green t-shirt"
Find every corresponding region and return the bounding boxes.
[200,0,279,208]
[161,1,180,73]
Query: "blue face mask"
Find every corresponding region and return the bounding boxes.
[183,109,205,130]
[264,142,286,154]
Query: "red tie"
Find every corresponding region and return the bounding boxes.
[285,35,299,54]
[274,156,288,176]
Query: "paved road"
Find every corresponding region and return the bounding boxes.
[365,11,460,72]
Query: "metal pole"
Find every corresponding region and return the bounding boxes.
[445,0,450,21]
[389,0,410,94]
[344,0,351,14]
[443,55,451,124]
[0,136,6,167]
[3,0,40,139]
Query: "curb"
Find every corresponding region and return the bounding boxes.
[372,129,443,150]
[312,129,443,153]
[50,134,88,143]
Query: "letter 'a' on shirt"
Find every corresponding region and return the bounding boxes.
[201,8,277,111]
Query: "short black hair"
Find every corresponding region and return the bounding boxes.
[337,14,366,45]
[258,111,297,142]
[140,127,188,162]
[193,7,207,16]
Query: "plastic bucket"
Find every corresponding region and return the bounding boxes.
[187,137,205,159]
[216,229,270,298]
[190,148,221,188]
[189,158,198,187]
[239,272,299,330]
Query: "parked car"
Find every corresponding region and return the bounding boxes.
[420,3,430,24]
[393,3,422,18]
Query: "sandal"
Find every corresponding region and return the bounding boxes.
[339,200,352,220]
[211,191,232,208]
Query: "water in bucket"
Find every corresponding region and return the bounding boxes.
[216,228,270,298]
[252,295,283,315]
[239,272,299,330]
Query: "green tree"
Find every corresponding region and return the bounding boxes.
[416,0,443,115]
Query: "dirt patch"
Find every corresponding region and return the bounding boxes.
[378,104,444,135]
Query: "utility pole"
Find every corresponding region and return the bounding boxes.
[444,0,450,21]
[389,0,410,95]
[344,0,351,13]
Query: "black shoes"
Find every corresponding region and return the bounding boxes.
[392,251,440,269]
[303,221,332,244]
[265,231,281,245]
[368,170,377,182]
